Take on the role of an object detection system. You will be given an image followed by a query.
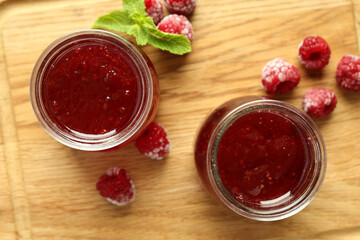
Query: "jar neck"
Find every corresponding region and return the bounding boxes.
[206,100,326,221]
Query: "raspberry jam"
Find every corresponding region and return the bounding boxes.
[31,30,159,151]
[42,40,140,135]
[217,111,309,206]
[195,97,326,221]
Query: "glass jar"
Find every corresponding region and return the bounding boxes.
[30,29,159,151]
[194,96,326,221]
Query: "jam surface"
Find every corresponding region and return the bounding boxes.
[216,111,308,206]
[41,40,141,135]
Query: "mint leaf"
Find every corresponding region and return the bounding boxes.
[141,16,191,55]
[147,28,192,55]
[123,0,146,17]
[92,11,135,34]
[92,0,192,55]
[127,24,149,45]
[92,11,149,46]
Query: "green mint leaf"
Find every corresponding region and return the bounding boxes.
[92,11,135,34]
[127,24,149,45]
[92,11,148,45]
[147,28,192,55]
[92,1,192,55]
[142,15,157,29]
[123,0,146,17]
[143,17,191,55]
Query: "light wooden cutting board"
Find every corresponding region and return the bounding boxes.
[1,0,360,239]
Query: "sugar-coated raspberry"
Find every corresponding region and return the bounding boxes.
[261,58,301,94]
[298,36,331,70]
[135,122,171,160]
[336,55,360,92]
[164,0,196,16]
[157,14,193,41]
[145,0,164,25]
[302,88,337,119]
[96,167,135,206]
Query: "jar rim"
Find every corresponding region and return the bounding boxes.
[30,29,154,151]
[206,99,327,221]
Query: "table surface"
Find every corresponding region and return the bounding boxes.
[1,0,360,239]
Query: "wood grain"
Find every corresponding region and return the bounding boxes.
[1,0,360,239]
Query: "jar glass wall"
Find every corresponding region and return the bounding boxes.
[30,29,159,151]
[194,96,326,221]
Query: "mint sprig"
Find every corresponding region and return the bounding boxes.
[92,0,191,55]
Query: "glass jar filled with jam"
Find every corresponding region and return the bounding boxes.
[194,96,326,221]
[31,30,159,151]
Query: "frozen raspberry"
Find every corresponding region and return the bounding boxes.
[157,14,193,41]
[96,167,135,206]
[164,0,196,16]
[302,88,337,119]
[336,55,360,92]
[145,0,164,25]
[135,122,171,160]
[298,36,331,70]
[261,58,301,94]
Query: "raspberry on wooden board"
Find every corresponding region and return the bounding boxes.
[145,0,164,25]
[261,58,301,94]
[135,122,171,160]
[298,36,331,70]
[164,0,196,16]
[302,88,337,119]
[336,55,360,92]
[96,167,135,206]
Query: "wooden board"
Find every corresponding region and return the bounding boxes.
[1,0,360,239]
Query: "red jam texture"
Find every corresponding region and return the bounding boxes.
[42,40,141,135]
[216,111,308,206]
[195,98,315,209]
